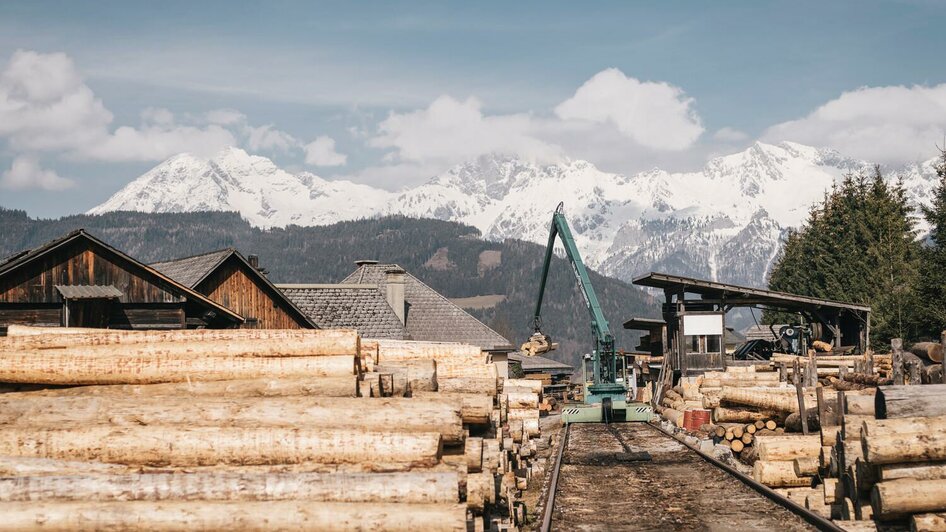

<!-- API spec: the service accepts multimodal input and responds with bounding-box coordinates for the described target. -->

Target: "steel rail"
[538,422,569,532]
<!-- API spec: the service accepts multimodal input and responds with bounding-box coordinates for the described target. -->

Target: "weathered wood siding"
[0,240,186,329]
[197,258,304,329]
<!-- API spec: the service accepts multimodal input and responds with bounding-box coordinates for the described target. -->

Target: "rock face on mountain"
[89,142,941,288]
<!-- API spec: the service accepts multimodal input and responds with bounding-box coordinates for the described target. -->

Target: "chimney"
[385,267,407,325]
[355,259,379,266]
[247,255,260,269]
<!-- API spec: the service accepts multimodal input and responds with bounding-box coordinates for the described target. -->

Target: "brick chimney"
[385,267,407,325]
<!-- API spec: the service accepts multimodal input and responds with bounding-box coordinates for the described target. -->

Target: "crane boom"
[531,203,625,402]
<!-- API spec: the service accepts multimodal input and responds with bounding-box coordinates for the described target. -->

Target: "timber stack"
[0,326,541,531]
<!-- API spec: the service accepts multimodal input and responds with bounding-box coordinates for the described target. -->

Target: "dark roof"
[623,317,666,332]
[152,249,315,329]
[55,285,123,299]
[342,263,513,351]
[508,352,575,374]
[151,249,233,289]
[278,284,409,339]
[633,272,871,313]
[0,230,243,323]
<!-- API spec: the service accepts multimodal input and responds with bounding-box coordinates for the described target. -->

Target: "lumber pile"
[0,327,539,530]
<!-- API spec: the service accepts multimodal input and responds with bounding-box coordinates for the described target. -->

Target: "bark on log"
[872,479,946,520]
[656,405,684,427]
[756,435,821,461]
[0,395,464,444]
[753,460,813,488]
[0,426,442,468]
[720,386,812,413]
[712,407,780,423]
[785,411,821,433]
[0,471,460,504]
[912,513,946,532]
[0,501,468,532]
[876,385,946,419]
[0,353,358,385]
[911,342,944,363]
[411,391,493,426]
[863,430,946,465]
[437,377,497,396]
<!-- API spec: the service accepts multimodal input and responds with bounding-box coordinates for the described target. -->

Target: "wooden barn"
[152,249,314,329]
[0,230,243,330]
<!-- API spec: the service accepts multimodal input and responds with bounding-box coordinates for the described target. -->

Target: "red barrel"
[683,409,711,432]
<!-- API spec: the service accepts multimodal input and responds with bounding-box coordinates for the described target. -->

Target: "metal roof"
[632,272,871,313]
[55,285,123,300]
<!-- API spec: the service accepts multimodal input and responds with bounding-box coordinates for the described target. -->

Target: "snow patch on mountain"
[90,142,941,288]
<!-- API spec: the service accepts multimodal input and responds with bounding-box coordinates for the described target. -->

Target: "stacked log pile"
[0,327,535,531]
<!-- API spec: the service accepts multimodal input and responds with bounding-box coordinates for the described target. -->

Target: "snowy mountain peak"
[90,142,942,288]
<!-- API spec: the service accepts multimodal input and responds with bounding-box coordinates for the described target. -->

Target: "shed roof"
[622,317,666,332]
[278,284,409,340]
[342,263,513,351]
[152,249,315,329]
[0,230,243,324]
[55,285,123,299]
[633,272,871,313]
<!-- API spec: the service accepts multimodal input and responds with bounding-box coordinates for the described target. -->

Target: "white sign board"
[682,314,723,336]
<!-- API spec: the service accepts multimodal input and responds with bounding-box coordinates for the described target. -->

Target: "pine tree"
[916,148,946,337]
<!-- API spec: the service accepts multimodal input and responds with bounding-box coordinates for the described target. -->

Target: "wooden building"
[152,249,314,329]
[0,230,243,330]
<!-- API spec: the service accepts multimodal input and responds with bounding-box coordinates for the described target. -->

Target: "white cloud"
[246,124,299,153]
[763,84,946,165]
[554,68,704,151]
[305,136,348,166]
[713,127,749,143]
[205,108,246,126]
[83,124,237,161]
[0,156,74,191]
[371,95,561,164]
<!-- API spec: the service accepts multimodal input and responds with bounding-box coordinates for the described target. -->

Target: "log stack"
[0,327,535,531]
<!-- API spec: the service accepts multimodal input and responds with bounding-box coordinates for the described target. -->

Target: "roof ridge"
[150,247,235,266]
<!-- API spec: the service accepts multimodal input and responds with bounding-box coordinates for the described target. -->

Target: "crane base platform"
[561,401,653,424]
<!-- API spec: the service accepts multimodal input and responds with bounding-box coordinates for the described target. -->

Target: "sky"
[1,1,946,217]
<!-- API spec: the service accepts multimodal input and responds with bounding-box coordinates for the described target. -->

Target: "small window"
[684,334,722,354]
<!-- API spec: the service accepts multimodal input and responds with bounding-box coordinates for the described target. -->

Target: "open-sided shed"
[632,272,871,376]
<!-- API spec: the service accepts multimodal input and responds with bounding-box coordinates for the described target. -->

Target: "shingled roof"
[278,284,409,340]
[151,249,235,289]
[342,263,513,351]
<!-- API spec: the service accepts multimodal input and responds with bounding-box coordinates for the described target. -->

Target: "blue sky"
[1,1,945,217]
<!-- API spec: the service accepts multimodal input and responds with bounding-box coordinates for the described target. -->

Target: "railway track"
[540,422,840,531]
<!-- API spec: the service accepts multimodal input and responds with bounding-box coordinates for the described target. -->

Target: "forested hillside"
[0,208,660,367]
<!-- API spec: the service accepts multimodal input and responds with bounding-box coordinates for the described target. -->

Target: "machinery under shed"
[631,272,871,377]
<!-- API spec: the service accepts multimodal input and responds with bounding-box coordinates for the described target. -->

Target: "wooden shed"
[0,230,243,329]
[152,249,314,329]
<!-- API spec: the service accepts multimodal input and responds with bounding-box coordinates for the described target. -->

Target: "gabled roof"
[152,249,316,329]
[151,249,234,289]
[0,230,243,324]
[278,284,409,340]
[342,263,513,351]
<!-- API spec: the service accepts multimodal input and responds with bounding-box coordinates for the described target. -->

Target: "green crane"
[530,203,627,409]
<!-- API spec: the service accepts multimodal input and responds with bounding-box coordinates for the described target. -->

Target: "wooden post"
[808,350,818,387]
[941,332,946,385]
[839,364,847,380]
[779,362,787,383]
[793,359,809,435]
[836,391,845,426]
[892,338,904,386]
[866,352,874,375]
[816,387,827,426]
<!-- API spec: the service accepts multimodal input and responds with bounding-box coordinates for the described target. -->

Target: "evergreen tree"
[916,148,946,337]
[767,167,920,346]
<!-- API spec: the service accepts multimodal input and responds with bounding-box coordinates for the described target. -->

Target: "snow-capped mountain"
[89,143,942,288]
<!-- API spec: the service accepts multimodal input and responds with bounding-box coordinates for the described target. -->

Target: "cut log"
[437,377,497,396]
[15,377,361,399]
[913,513,946,532]
[753,460,813,488]
[0,353,358,385]
[504,391,539,410]
[503,379,542,394]
[0,501,468,531]
[872,479,946,520]
[910,342,944,363]
[822,425,842,447]
[846,395,876,416]
[0,471,460,504]
[879,462,946,482]
[374,360,437,393]
[862,415,946,438]
[0,457,131,477]
[785,411,821,433]
[373,340,481,361]
[756,435,821,461]
[656,406,684,427]
[720,386,811,413]
[0,426,442,468]
[0,395,464,444]
[731,439,745,453]
[824,477,838,504]
[794,457,819,476]
[862,430,946,465]
[412,392,493,426]
[875,384,946,419]
[712,407,779,423]
[843,414,873,441]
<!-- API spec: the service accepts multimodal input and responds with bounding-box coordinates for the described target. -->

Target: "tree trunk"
[373,340,481,361]
[0,501,468,532]
[0,471,460,504]
[655,406,683,427]
[753,460,813,488]
[0,353,358,385]
[374,360,437,393]
[0,426,442,468]
[712,407,779,423]
[875,384,946,419]
[879,462,946,482]
[412,392,493,426]
[756,435,821,461]
[720,387,812,413]
[910,342,944,363]
[872,479,946,520]
[863,430,946,465]
[862,415,946,438]
[0,395,464,444]
[12,377,361,400]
